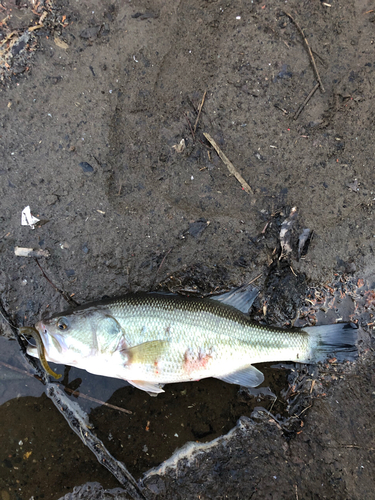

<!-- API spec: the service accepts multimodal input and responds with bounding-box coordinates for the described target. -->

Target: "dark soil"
[0,0,374,499]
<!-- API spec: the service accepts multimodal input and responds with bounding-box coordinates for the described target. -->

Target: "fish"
[26,286,357,395]
[19,326,62,379]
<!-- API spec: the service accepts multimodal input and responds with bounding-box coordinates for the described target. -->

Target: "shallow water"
[0,332,291,500]
[0,337,43,406]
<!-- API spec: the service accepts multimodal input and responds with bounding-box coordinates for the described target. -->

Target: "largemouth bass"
[26,287,357,395]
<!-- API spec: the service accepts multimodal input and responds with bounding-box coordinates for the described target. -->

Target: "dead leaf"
[54,35,69,50]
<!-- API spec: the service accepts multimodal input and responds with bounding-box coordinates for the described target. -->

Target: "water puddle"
[0,337,43,405]
[0,337,287,499]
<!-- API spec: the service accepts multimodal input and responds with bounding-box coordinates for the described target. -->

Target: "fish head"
[34,308,122,365]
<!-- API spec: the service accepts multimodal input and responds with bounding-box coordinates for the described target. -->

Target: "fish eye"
[57,317,69,331]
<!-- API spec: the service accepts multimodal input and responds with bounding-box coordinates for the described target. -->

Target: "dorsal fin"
[209,284,258,313]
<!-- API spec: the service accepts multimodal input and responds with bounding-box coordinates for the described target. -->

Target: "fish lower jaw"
[26,345,38,358]
[26,345,64,365]
[78,353,132,380]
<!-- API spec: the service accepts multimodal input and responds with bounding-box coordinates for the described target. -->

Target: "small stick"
[0,360,33,377]
[193,90,207,133]
[294,82,320,119]
[274,103,288,114]
[203,132,253,194]
[338,444,374,450]
[35,259,79,307]
[310,379,315,393]
[284,11,325,93]
[151,247,174,290]
[312,50,326,67]
[295,484,299,500]
[157,247,173,275]
[0,30,18,47]
[185,113,195,139]
[248,273,262,285]
[63,386,132,414]
[297,404,312,417]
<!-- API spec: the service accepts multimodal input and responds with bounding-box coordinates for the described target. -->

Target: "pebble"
[79,162,94,173]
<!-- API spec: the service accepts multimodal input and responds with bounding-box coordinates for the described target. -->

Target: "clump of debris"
[0,0,65,81]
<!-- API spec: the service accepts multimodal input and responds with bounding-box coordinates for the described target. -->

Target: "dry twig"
[193,90,207,133]
[203,132,253,194]
[0,360,33,376]
[35,259,79,307]
[294,82,320,119]
[185,113,195,139]
[284,11,325,93]
[63,386,132,414]
[248,273,262,285]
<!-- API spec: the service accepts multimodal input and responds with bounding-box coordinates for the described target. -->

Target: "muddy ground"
[0,0,375,498]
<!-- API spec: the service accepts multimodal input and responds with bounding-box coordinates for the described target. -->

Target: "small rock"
[189,218,210,238]
[79,162,94,173]
[45,194,58,205]
[80,26,101,40]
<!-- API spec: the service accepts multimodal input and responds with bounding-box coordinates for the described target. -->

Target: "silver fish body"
[28,290,357,395]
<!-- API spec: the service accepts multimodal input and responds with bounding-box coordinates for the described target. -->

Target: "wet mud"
[0,0,375,499]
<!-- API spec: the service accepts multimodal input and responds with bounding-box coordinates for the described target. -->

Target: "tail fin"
[304,323,358,363]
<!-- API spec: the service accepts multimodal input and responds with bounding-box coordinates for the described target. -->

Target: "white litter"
[14,247,50,258]
[172,139,186,153]
[21,206,40,229]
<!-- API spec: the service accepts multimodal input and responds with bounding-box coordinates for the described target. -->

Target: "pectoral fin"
[97,315,122,336]
[126,340,170,364]
[97,316,125,352]
[128,380,165,396]
[215,365,264,388]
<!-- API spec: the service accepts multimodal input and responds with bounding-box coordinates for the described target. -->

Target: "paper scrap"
[172,139,186,153]
[14,247,50,258]
[21,206,40,229]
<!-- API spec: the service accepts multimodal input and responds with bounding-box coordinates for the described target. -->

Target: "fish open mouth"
[35,321,65,354]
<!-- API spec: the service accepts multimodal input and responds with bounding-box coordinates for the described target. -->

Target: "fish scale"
[106,294,309,360]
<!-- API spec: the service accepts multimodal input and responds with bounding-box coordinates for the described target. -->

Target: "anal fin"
[128,379,165,396]
[215,365,264,388]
